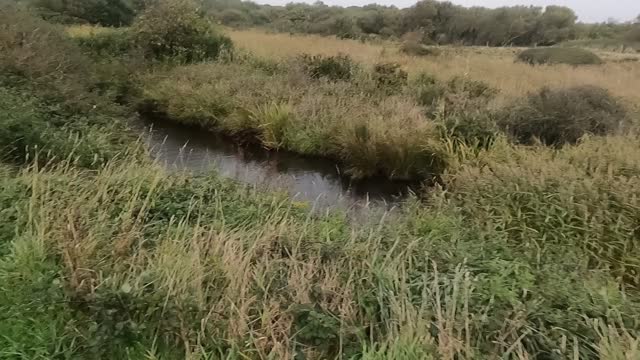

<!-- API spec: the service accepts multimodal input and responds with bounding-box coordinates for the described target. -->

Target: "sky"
[256,0,640,23]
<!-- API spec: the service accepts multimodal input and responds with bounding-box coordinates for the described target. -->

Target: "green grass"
[1,135,639,358]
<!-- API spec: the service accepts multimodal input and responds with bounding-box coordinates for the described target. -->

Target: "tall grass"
[2,138,640,358]
[227,29,640,105]
[139,61,449,179]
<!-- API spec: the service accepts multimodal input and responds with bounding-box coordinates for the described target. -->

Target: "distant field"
[228,29,640,105]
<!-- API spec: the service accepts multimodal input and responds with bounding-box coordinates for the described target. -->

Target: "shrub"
[298,54,357,81]
[34,0,137,26]
[0,87,130,167]
[400,41,441,56]
[131,0,233,63]
[73,28,133,57]
[516,47,603,66]
[0,5,122,113]
[439,111,499,149]
[411,73,443,108]
[501,85,628,146]
[372,62,407,93]
[411,74,497,117]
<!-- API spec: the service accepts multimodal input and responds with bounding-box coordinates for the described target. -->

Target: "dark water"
[138,118,419,211]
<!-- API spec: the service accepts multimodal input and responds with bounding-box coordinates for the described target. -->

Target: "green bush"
[411,73,443,109]
[0,5,92,105]
[34,0,137,26]
[74,29,133,57]
[298,54,357,81]
[372,62,407,93]
[516,47,603,65]
[501,85,628,146]
[131,0,233,63]
[0,86,133,167]
[439,111,499,149]
[411,74,497,117]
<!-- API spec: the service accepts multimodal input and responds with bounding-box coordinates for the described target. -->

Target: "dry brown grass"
[228,29,640,105]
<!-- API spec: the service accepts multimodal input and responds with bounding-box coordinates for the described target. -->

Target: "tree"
[33,0,136,26]
[536,6,577,44]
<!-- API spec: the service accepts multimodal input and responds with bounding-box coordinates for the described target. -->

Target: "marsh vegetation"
[1,0,640,359]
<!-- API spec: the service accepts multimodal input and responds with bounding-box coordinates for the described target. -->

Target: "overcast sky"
[256,0,640,23]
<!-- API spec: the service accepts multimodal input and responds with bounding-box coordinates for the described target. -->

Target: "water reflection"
[138,118,418,211]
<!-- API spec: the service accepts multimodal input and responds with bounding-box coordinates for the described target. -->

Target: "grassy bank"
[138,60,450,180]
[2,135,640,359]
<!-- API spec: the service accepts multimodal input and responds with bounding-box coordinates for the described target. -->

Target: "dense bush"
[73,28,133,57]
[131,0,232,63]
[0,87,130,167]
[501,85,628,146]
[197,0,588,47]
[298,54,357,81]
[0,5,128,115]
[33,0,137,26]
[439,111,499,149]
[517,47,602,65]
[0,5,135,167]
[412,74,497,117]
[371,62,407,93]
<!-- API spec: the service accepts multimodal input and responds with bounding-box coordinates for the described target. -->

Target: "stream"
[138,118,419,212]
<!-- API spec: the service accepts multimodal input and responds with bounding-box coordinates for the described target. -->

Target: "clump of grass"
[254,102,294,149]
[411,73,498,118]
[500,85,628,146]
[517,47,603,66]
[297,53,358,81]
[400,41,441,57]
[372,62,408,93]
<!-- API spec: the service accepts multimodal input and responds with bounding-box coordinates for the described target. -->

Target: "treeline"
[24,0,640,46]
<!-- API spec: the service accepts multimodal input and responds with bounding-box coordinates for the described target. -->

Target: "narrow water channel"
[138,118,419,211]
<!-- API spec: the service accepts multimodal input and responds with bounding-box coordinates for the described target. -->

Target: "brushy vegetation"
[517,47,603,66]
[3,1,640,359]
[500,85,629,146]
[139,60,450,179]
[131,0,233,63]
[19,0,640,50]
[33,0,139,26]
[0,4,135,166]
[298,54,358,82]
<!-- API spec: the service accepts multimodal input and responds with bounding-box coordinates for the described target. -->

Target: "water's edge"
[136,116,421,211]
